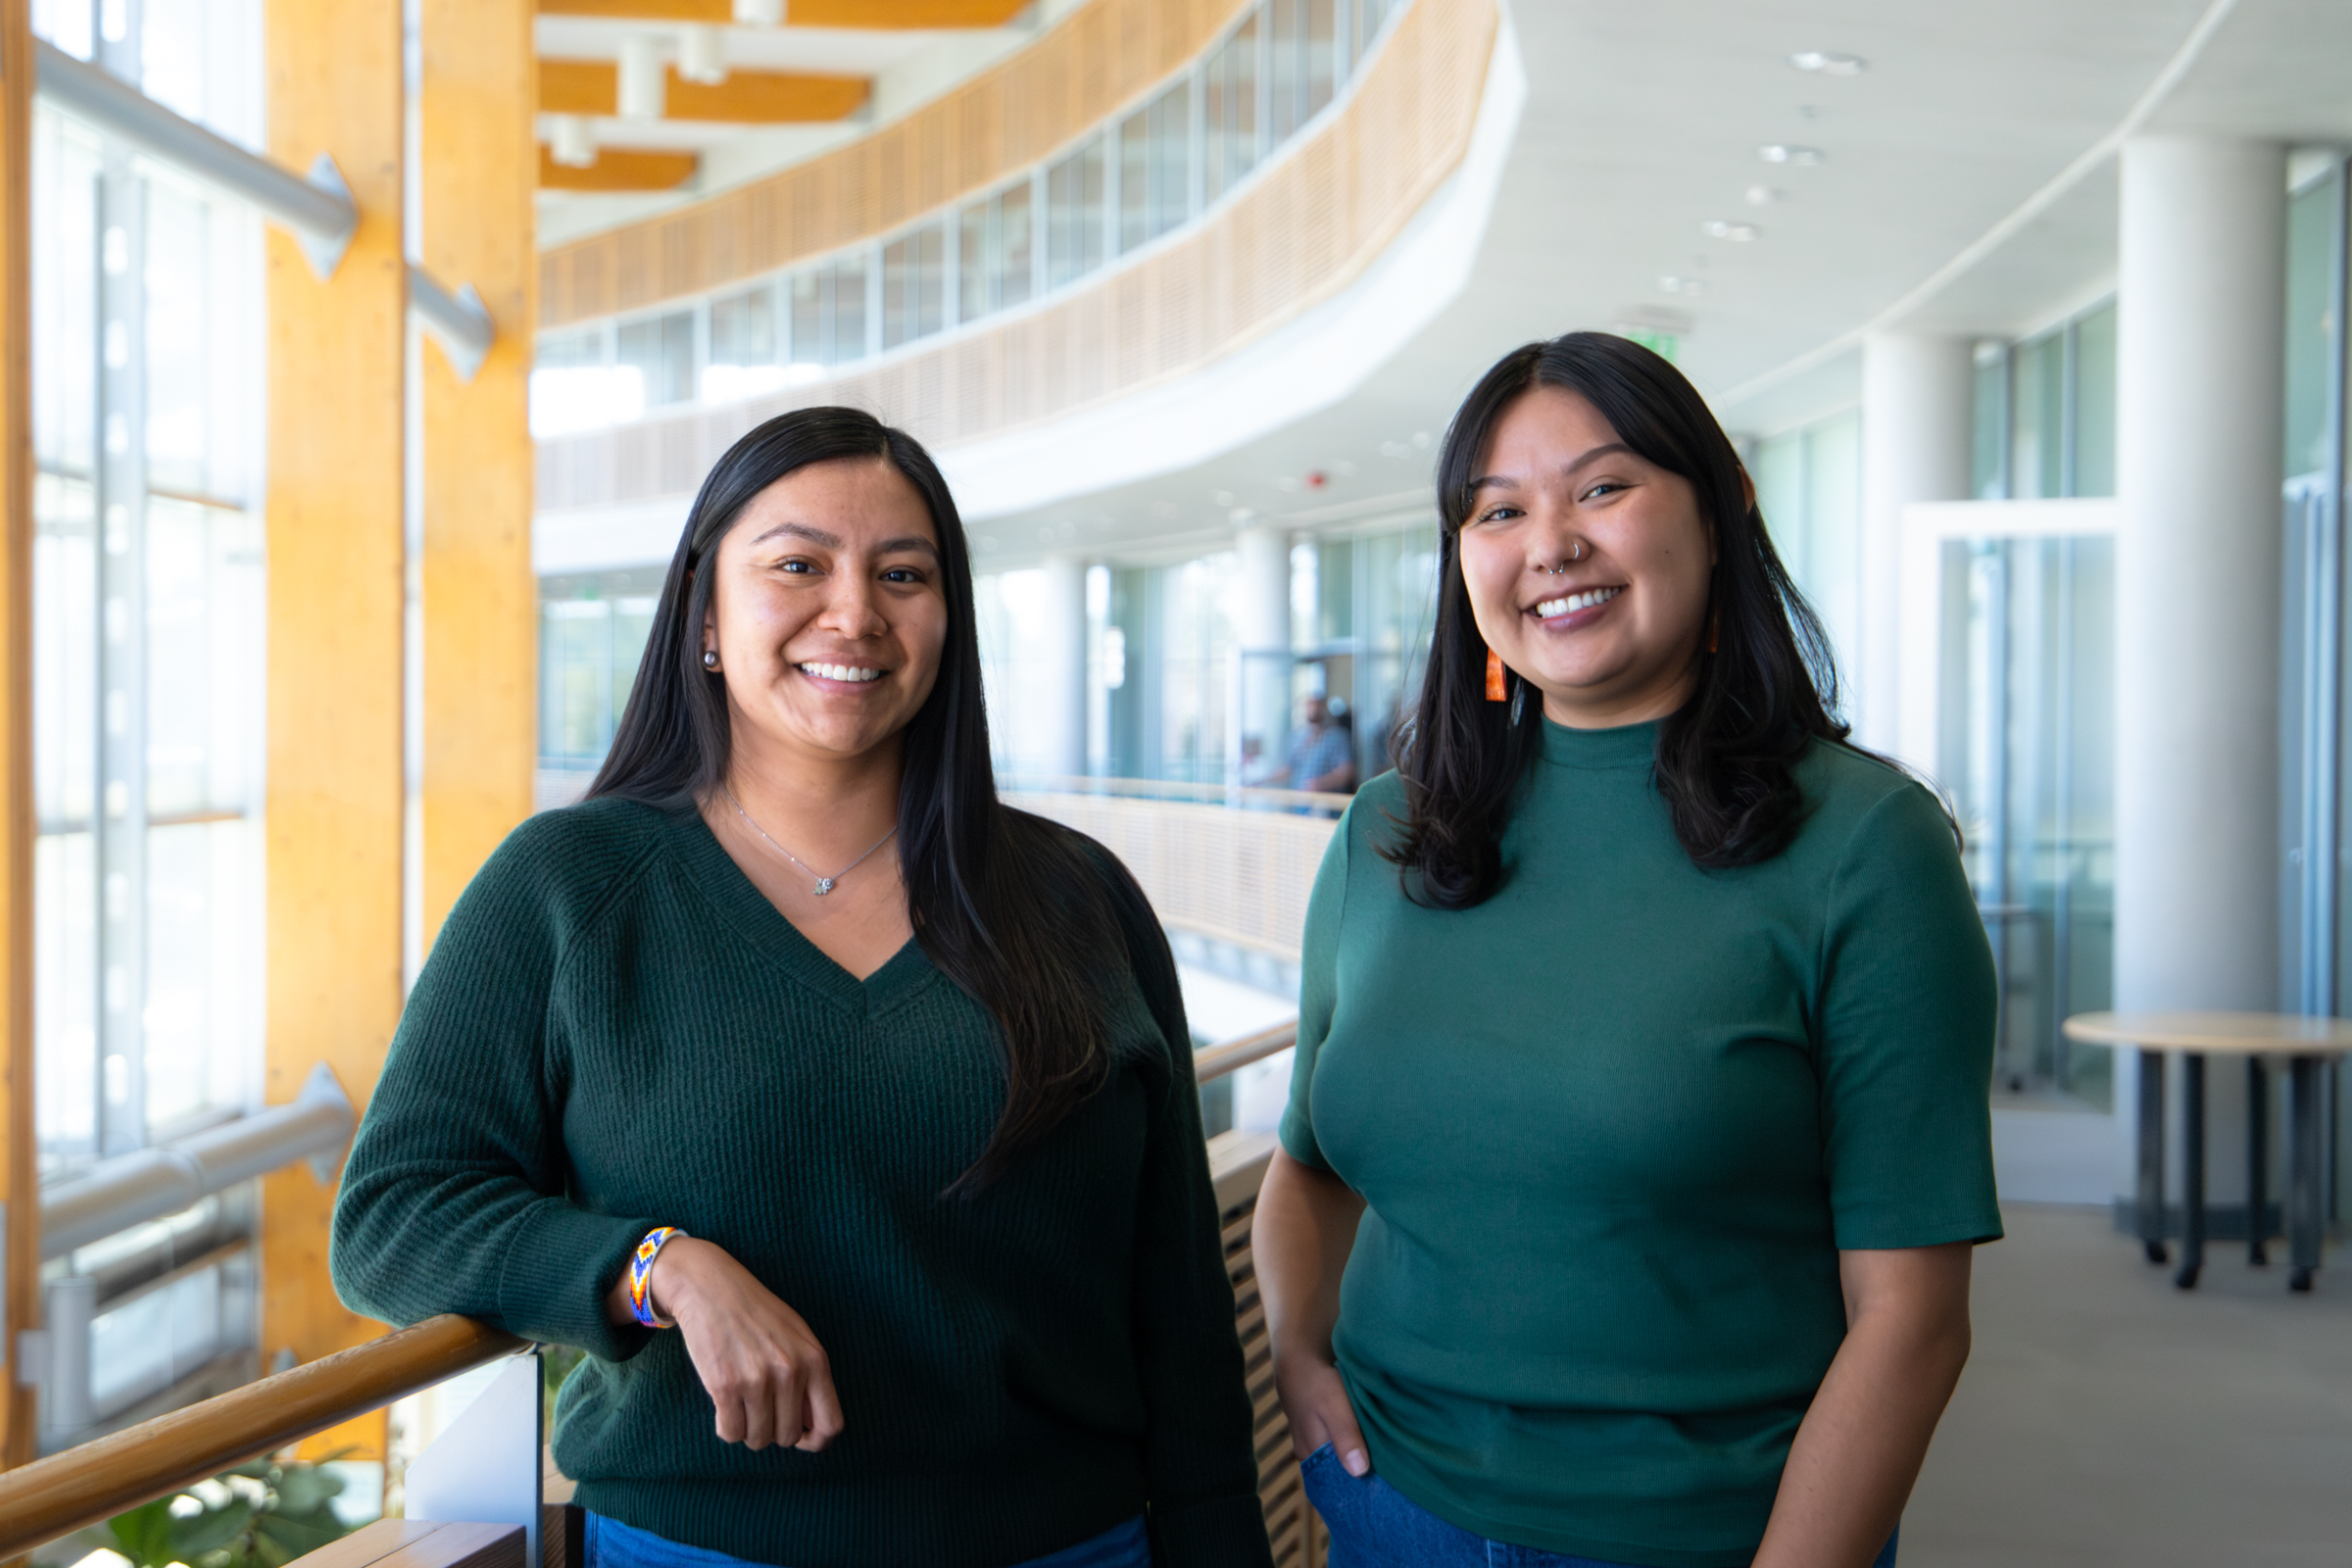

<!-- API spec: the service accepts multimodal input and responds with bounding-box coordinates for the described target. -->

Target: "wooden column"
[419,0,537,945]
[0,0,40,1472]
[263,0,405,1464]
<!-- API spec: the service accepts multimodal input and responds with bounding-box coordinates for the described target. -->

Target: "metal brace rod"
[33,35,500,378]
[33,38,356,277]
[410,264,496,383]
[38,1062,356,1260]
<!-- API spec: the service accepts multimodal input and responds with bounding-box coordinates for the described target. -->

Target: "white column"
[1235,521,1292,783]
[1235,521,1291,654]
[1038,554,1090,780]
[2114,136,2286,1203]
[1857,331,1973,759]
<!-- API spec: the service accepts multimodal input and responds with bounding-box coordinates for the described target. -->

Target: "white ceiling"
[962,0,2352,570]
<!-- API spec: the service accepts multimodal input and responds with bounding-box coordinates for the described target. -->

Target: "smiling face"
[701,455,950,771]
[1456,385,1716,729]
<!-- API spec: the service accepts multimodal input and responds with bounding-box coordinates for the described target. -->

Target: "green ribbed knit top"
[1281,721,2001,1568]
[330,798,1273,1568]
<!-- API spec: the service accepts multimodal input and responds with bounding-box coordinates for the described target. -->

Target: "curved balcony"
[540,0,1262,324]
[533,0,1504,543]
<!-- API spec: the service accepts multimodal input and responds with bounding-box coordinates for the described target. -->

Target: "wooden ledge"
[300,1520,525,1568]
[0,1315,526,1558]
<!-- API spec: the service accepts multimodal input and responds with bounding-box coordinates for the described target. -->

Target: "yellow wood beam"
[541,0,729,19]
[421,0,536,947]
[263,0,405,1465]
[0,0,38,1474]
[790,0,1030,24]
[536,0,1030,27]
[540,145,699,190]
[540,59,867,122]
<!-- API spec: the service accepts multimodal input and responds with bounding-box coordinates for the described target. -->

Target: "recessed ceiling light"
[1702,220,1759,242]
[1745,184,1783,207]
[1788,50,1865,75]
[1658,275,1708,297]
[1758,144,1825,166]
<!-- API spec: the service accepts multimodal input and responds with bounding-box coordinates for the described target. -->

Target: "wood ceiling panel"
[539,146,701,189]
[538,0,730,20]
[535,0,1028,24]
[540,59,868,120]
[789,0,1029,24]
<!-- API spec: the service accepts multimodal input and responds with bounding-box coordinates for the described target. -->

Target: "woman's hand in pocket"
[635,1237,845,1451]
[1273,1339,1370,1477]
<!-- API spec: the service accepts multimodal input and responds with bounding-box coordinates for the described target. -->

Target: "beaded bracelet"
[628,1226,688,1329]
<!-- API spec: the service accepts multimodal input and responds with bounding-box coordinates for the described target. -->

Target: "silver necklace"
[720,786,897,898]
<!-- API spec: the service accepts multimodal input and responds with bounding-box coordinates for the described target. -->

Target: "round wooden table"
[2063,1011,2352,1292]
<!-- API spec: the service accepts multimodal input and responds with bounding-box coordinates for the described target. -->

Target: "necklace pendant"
[812,877,835,897]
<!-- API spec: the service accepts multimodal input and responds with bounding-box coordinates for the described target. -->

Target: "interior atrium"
[0,0,2345,1564]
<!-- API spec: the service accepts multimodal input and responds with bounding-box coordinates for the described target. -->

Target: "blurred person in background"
[331,408,1274,1568]
[1272,693,1358,794]
[1254,334,1998,1568]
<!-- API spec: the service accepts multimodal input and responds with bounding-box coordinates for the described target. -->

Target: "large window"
[539,572,664,776]
[1046,136,1107,290]
[28,0,272,1441]
[1750,409,1863,691]
[1118,81,1192,253]
[881,224,947,350]
[706,282,783,401]
[958,180,1035,323]
[1984,303,2119,502]
[616,309,696,409]
[1201,14,1261,206]
[1942,300,2124,1108]
[986,518,1436,788]
[790,254,869,368]
[31,0,267,1177]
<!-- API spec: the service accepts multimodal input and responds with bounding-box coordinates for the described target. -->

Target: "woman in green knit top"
[330,409,1274,1568]
[1255,335,2000,1568]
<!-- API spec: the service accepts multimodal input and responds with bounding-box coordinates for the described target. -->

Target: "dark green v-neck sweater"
[330,798,1273,1568]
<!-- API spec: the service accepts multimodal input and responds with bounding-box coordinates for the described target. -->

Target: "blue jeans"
[1301,1446,1898,1568]
[583,1510,1151,1568]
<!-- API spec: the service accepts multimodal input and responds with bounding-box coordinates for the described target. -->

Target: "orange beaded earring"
[1486,647,1507,701]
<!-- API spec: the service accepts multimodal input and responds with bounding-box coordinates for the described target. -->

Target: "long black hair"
[1388,332,1857,906]
[588,406,1135,1191]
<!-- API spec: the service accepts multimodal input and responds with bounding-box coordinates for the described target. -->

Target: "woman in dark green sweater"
[1255,336,2000,1568]
[330,408,1273,1568]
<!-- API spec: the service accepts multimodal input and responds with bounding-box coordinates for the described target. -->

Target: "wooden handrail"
[0,1027,1299,1553]
[1004,776,1355,813]
[0,1314,525,1558]
[1196,1019,1299,1086]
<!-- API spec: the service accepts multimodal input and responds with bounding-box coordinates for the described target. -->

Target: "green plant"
[543,1343,586,1433]
[107,1454,357,1568]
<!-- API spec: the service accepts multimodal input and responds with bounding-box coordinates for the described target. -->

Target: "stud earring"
[1486,647,1507,701]
[703,649,720,670]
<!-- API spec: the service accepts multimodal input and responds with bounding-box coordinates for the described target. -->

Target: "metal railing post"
[41,1275,96,1446]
